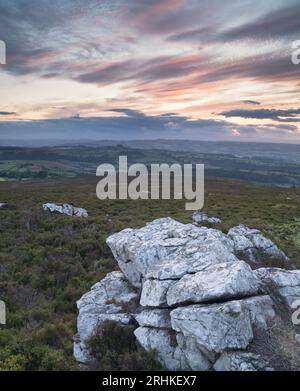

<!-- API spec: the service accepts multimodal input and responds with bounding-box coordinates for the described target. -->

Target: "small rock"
[214,352,274,371]
[228,224,288,263]
[242,295,275,329]
[134,327,211,371]
[255,268,300,309]
[134,327,181,370]
[140,279,174,307]
[192,211,221,225]
[134,309,172,329]
[73,207,89,218]
[43,203,88,217]
[175,334,212,371]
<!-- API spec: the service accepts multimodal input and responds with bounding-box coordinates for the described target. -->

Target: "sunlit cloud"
[0,0,300,142]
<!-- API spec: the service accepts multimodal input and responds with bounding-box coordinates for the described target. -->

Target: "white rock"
[43,202,88,217]
[255,268,300,309]
[74,271,138,364]
[74,218,289,370]
[134,309,172,329]
[134,327,211,371]
[106,218,234,287]
[214,352,273,371]
[242,295,275,329]
[73,207,89,218]
[146,242,238,280]
[171,299,254,353]
[228,225,288,262]
[134,327,182,370]
[140,279,174,307]
[192,211,221,224]
[167,261,260,306]
[175,334,212,371]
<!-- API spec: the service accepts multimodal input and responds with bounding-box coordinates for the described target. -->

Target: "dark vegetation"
[87,320,162,371]
[0,175,300,370]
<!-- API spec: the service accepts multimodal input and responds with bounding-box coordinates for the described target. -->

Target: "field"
[0,175,300,370]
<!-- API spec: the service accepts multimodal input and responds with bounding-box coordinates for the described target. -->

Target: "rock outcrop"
[43,203,88,217]
[74,217,298,371]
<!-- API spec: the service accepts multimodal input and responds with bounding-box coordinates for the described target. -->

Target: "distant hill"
[0,143,300,187]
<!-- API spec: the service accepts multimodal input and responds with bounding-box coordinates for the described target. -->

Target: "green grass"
[0,175,299,370]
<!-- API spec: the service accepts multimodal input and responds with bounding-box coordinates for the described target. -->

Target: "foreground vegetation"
[0,176,299,370]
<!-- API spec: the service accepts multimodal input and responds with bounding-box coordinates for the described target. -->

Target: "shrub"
[87,320,162,371]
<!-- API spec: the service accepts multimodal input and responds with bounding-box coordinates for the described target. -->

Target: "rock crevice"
[74,217,298,371]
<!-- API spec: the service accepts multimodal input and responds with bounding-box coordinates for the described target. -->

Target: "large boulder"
[106,218,235,288]
[75,218,294,371]
[43,203,88,217]
[167,261,260,306]
[170,300,254,353]
[170,296,275,355]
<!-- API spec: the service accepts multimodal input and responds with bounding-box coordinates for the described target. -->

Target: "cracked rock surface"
[74,217,298,371]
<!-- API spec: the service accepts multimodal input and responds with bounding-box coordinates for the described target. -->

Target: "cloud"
[123,0,195,35]
[75,54,208,86]
[0,111,16,115]
[222,3,300,41]
[242,100,260,105]
[166,26,218,43]
[1,0,299,92]
[109,108,146,117]
[198,55,300,84]
[220,108,300,122]
[0,109,298,143]
[165,2,300,45]
[0,110,241,141]
[0,0,299,146]
[0,0,133,77]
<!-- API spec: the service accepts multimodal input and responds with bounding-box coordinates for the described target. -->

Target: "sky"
[0,0,300,143]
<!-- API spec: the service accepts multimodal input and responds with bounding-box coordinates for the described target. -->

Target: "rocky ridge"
[74,217,300,371]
